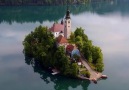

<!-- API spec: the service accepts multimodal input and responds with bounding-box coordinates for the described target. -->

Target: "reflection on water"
[72,12,129,54]
[0,1,129,90]
[24,56,90,90]
[0,1,129,24]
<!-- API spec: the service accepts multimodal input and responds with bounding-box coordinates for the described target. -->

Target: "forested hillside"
[0,0,118,5]
[0,0,89,5]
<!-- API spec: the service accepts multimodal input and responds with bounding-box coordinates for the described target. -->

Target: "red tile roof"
[57,35,68,44]
[50,23,64,32]
[66,45,74,52]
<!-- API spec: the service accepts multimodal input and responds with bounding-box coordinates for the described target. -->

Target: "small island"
[23,8,106,83]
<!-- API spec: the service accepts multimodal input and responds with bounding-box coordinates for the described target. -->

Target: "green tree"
[73,54,80,62]
[75,36,83,50]
[82,40,93,62]
[92,46,103,64]
[23,25,55,68]
[80,70,90,78]
[69,32,75,43]
[69,27,104,72]
[54,46,70,71]
[74,27,84,37]
[70,63,79,77]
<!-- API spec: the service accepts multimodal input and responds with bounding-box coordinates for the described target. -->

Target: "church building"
[49,8,80,62]
[49,8,71,39]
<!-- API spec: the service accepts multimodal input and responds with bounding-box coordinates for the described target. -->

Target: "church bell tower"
[64,8,71,39]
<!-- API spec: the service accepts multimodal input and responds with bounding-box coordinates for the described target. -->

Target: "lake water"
[0,1,129,90]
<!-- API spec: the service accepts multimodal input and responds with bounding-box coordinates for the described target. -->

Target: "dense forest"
[0,0,89,5]
[0,0,120,5]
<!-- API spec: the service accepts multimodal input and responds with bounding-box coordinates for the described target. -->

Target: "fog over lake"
[0,2,129,90]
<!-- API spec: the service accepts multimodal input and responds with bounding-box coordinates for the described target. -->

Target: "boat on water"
[51,68,60,75]
[101,75,108,79]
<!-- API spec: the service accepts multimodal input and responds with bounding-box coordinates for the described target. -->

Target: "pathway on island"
[80,56,102,80]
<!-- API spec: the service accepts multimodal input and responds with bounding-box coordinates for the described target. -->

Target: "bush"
[70,27,104,72]
[80,70,90,78]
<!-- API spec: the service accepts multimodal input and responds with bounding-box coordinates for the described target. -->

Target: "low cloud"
[72,12,129,54]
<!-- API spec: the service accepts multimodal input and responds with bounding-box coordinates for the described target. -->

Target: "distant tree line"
[0,0,90,5]
[0,0,118,5]
[1,0,128,23]
[0,5,89,24]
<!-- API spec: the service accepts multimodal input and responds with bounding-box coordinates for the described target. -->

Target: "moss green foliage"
[80,70,90,78]
[23,25,79,77]
[23,25,55,67]
[53,46,79,77]
[73,54,80,62]
[69,27,104,72]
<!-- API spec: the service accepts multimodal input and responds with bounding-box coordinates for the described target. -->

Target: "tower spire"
[64,1,71,39]
[65,0,70,19]
[65,9,70,19]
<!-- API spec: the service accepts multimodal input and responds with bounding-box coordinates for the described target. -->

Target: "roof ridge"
[57,35,68,44]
